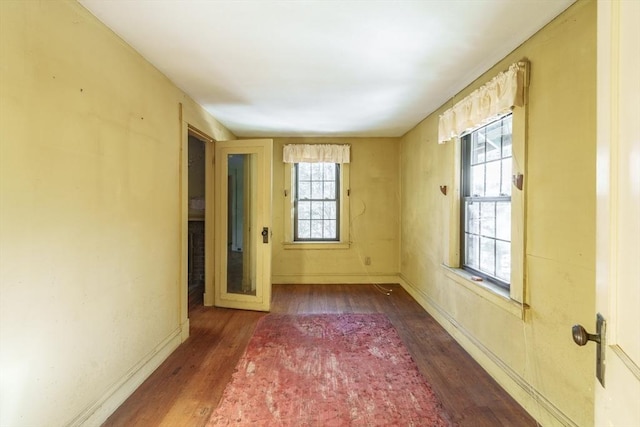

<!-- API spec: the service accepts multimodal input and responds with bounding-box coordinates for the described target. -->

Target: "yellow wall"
[0,0,597,426]
[271,137,400,284]
[0,1,233,426]
[399,1,596,426]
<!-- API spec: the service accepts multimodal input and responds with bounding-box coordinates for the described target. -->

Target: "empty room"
[1,0,638,426]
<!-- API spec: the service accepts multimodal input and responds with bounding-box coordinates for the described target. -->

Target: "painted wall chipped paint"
[271,137,400,284]
[399,1,596,426]
[0,1,233,426]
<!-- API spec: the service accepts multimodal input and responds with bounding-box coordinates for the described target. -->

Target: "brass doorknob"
[571,314,606,387]
[572,324,601,346]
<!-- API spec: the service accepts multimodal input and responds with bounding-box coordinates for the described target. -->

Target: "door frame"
[179,119,216,344]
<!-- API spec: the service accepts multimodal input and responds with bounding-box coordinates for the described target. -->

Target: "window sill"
[441,265,526,320]
[283,241,350,250]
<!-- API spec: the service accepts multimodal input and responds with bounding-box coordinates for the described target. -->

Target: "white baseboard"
[397,274,577,427]
[68,326,184,427]
[272,273,400,285]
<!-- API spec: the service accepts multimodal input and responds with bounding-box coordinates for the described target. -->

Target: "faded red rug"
[207,313,453,426]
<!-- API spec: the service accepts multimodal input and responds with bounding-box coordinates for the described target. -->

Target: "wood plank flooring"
[103,284,537,426]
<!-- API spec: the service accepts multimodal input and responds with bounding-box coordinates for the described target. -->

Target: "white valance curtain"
[283,144,351,163]
[438,61,528,144]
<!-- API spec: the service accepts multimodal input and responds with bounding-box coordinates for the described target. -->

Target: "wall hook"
[512,174,524,191]
[439,185,447,195]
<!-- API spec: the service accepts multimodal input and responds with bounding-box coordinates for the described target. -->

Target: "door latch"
[261,227,269,244]
[572,313,606,386]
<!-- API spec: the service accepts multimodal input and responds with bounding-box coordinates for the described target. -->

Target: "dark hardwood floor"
[103,284,537,426]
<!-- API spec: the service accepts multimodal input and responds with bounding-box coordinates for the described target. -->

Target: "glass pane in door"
[226,153,257,296]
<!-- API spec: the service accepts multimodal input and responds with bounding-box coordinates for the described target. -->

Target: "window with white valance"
[282,144,351,247]
[441,60,529,312]
[438,61,528,144]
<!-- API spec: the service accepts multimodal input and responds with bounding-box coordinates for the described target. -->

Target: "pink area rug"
[207,313,453,426]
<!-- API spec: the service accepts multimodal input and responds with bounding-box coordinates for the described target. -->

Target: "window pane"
[298,220,310,238]
[485,121,502,162]
[501,158,512,196]
[496,202,511,241]
[298,163,311,180]
[324,181,336,199]
[480,237,496,275]
[471,132,485,164]
[298,201,311,219]
[496,240,510,282]
[466,201,480,234]
[311,163,323,180]
[311,220,323,239]
[471,164,485,196]
[311,181,323,199]
[485,161,501,196]
[324,220,336,239]
[298,181,311,200]
[323,163,336,180]
[324,202,336,219]
[502,116,513,153]
[480,202,496,238]
[466,234,479,269]
[311,201,324,219]
[502,132,512,158]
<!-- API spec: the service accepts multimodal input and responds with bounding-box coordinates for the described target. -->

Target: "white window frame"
[283,162,350,249]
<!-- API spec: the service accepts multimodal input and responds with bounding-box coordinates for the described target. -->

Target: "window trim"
[283,162,350,249]
[442,104,527,310]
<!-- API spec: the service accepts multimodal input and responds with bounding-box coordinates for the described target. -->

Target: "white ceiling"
[79,0,574,138]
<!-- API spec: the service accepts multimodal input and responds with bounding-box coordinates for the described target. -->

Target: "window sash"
[461,115,512,289]
[462,197,511,288]
[294,163,340,241]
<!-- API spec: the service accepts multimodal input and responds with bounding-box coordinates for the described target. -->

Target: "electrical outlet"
[365,256,371,265]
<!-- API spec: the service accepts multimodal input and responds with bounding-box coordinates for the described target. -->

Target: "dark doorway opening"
[188,134,206,309]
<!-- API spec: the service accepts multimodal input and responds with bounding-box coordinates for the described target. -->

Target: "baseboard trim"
[272,273,400,285]
[397,274,578,427]
[68,326,183,427]
[180,318,190,342]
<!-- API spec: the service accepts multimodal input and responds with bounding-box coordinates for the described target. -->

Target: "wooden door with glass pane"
[214,139,272,311]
